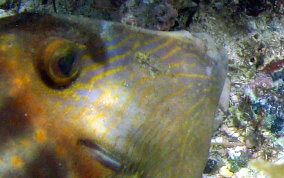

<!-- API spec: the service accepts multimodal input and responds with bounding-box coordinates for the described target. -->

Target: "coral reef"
[190,2,284,177]
[120,0,199,30]
[119,0,178,30]
[0,0,198,30]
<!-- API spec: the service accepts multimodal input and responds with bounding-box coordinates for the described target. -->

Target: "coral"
[120,0,178,30]
[0,0,121,20]
[237,0,267,16]
[203,158,218,174]
[118,0,199,30]
[0,0,21,11]
[245,64,284,137]
[190,2,284,177]
[167,0,199,29]
[109,0,127,8]
[0,0,199,30]
[247,73,274,95]
[228,152,249,172]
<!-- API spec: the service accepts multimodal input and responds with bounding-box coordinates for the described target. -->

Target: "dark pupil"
[58,52,76,76]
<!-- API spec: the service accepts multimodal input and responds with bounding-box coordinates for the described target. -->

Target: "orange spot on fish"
[35,129,47,143]
[11,155,24,168]
[9,73,30,96]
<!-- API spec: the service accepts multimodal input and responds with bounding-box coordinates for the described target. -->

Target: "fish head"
[0,13,227,177]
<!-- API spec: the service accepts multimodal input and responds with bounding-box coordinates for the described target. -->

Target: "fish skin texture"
[0,13,227,178]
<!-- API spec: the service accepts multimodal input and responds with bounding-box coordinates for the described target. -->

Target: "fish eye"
[58,52,76,77]
[39,38,83,88]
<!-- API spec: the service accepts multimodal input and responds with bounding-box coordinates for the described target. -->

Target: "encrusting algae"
[0,13,227,177]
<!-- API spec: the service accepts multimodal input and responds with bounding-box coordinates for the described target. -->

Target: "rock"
[219,166,234,177]
[203,158,218,174]
[0,0,6,6]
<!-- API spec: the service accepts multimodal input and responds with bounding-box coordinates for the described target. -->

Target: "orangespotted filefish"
[0,13,227,177]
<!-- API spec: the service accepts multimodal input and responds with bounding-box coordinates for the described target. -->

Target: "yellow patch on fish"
[11,155,24,169]
[34,129,47,143]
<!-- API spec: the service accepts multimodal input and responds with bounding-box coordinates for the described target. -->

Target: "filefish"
[0,13,227,177]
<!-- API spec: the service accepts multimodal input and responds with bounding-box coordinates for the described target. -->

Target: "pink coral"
[247,73,274,96]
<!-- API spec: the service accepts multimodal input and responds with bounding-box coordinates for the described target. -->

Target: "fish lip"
[77,138,125,172]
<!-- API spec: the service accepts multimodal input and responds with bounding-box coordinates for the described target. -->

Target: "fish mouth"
[78,138,138,176]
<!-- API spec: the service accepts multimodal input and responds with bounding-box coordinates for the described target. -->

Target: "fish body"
[0,13,227,177]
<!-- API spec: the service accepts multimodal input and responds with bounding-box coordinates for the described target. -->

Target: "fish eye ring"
[40,38,83,87]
